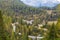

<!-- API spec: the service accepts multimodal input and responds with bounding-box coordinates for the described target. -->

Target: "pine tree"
[0,10,7,40]
[56,18,60,37]
[47,23,57,40]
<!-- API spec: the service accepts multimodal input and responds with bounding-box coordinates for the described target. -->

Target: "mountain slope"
[0,0,47,15]
[0,0,59,16]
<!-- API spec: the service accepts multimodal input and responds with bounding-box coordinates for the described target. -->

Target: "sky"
[20,0,60,7]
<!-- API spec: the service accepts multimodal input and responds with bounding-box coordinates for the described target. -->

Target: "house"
[23,19,34,24]
[47,21,57,25]
[38,24,43,29]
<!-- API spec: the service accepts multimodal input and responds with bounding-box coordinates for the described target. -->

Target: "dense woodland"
[0,0,60,40]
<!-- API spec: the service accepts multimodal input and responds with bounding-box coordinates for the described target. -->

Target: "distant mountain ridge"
[20,0,60,7]
[0,0,59,15]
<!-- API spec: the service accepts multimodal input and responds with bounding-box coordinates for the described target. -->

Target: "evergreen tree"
[56,18,60,37]
[47,23,57,40]
[0,10,7,40]
[56,18,60,30]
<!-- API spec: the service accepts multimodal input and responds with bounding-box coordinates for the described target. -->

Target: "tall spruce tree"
[0,10,7,40]
[56,18,60,37]
[47,23,57,40]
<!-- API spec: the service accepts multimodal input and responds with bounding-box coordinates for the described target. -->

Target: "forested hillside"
[0,0,53,15]
[0,0,60,40]
[0,0,60,21]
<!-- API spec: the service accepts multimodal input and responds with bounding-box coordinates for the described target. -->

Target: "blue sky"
[20,0,60,7]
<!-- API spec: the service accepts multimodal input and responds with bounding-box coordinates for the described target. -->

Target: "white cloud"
[57,0,60,2]
[20,0,60,7]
